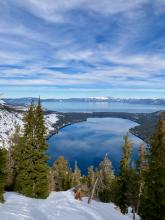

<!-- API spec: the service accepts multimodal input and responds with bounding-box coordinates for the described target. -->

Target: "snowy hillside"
[0,190,138,220]
[0,106,59,148]
[0,99,5,105]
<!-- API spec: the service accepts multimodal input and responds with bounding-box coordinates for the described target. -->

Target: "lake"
[47,117,144,174]
[42,101,165,113]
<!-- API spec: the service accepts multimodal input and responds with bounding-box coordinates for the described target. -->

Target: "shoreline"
[46,111,156,144]
[47,117,147,144]
[0,103,160,145]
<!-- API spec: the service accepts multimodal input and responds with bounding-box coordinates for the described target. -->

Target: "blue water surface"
[47,118,144,174]
[42,101,165,113]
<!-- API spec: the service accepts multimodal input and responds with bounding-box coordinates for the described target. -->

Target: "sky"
[0,0,165,98]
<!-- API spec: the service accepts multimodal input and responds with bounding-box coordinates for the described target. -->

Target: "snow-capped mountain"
[0,104,59,148]
[4,97,165,105]
[0,190,139,220]
[85,96,109,100]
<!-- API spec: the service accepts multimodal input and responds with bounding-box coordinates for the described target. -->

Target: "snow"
[0,110,24,148]
[0,109,59,148]
[0,99,5,105]
[44,114,59,131]
[127,208,140,220]
[0,190,135,220]
[88,97,109,100]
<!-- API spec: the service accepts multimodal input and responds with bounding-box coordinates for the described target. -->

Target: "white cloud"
[14,0,157,23]
[0,0,164,95]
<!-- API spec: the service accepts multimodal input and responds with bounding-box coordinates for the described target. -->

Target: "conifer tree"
[109,176,120,205]
[0,148,7,202]
[116,133,132,214]
[11,133,25,192]
[140,114,165,220]
[52,156,72,191]
[35,98,47,151]
[8,125,21,190]
[127,163,139,220]
[71,161,81,187]
[97,154,114,202]
[136,143,147,214]
[33,98,50,198]
[13,100,49,198]
[87,165,96,191]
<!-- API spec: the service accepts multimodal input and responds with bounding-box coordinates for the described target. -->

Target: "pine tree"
[33,98,50,198]
[0,148,7,202]
[13,101,35,196]
[35,98,47,151]
[71,161,81,187]
[52,156,72,191]
[87,165,96,191]
[127,163,140,220]
[97,154,114,202]
[8,125,21,190]
[12,134,25,192]
[109,176,120,205]
[116,133,132,214]
[13,100,50,198]
[140,113,165,220]
[136,143,148,214]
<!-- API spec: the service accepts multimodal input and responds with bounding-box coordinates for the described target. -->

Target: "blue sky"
[0,0,165,98]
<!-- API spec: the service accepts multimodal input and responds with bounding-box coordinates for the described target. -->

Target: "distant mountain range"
[3,97,165,106]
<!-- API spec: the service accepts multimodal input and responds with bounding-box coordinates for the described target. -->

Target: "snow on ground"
[0,99,5,105]
[44,114,59,132]
[0,108,59,148]
[0,190,135,220]
[0,110,24,148]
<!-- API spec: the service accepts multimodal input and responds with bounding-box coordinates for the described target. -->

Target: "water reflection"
[47,118,144,174]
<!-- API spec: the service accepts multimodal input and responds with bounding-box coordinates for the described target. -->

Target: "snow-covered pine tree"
[0,148,7,202]
[71,161,81,187]
[52,156,72,191]
[140,113,165,220]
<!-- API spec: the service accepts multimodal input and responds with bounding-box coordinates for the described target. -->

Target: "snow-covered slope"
[0,190,137,220]
[44,114,59,132]
[0,107,59,148]
[0,110,24,148]
[0,99,5,105]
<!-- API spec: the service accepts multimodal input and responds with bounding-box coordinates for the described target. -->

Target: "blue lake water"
[47,117,144,174]
[42,101,165,113]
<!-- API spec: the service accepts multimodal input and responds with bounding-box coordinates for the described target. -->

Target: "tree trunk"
[49,170,55,192]
[136,182,143,214]
[88,177,98,204]
[132,206,136,220]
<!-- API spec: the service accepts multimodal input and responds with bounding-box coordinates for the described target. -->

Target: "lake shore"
[48,110,161,143]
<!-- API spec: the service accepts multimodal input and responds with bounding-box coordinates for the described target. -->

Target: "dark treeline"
[0,100,164,220]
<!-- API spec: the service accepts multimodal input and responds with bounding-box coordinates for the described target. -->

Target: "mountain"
[0,99,5,105]
[3,97,165,106]
[0,190,139,220]
[0,103,59,148]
